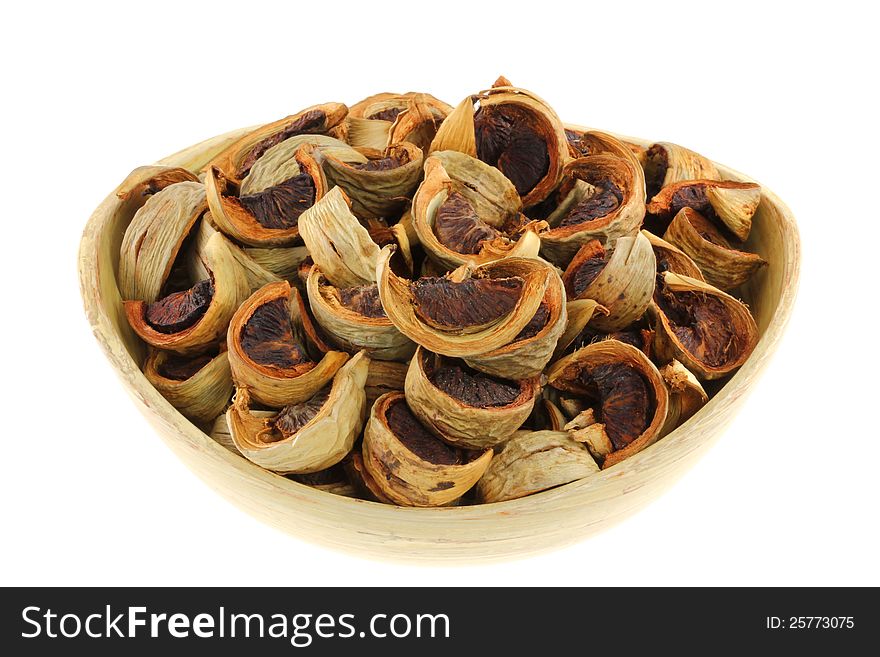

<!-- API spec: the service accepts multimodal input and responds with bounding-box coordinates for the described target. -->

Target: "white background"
[2,0,877,586]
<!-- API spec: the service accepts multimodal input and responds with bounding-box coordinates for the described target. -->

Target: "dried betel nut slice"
[361,392,493,507]
[404,347,539,450]
[546,340,669,469]
[226,280,349,407]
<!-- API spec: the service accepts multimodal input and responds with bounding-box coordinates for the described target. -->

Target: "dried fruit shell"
[411,151,546,269]
[561,233,656,331]
[462,258,567,379]
[207,103,349,180]
[119,181,207,302]
[227,351,369,474]
[347,92,452,152]
[226,280,349,407]
[115,165,199,203]
[205,145,328,247]
[664,207,766,290]
[553,299,610,359]
[540,152,647,265]
[298,186,382,288]
[659,359,708,437]
[546,340,669,469]
[405,347,539,450]
[306,265,415,361]
[430,84,569,207]
[650,272,759,380]
[647,179,761,241]
[361,392,493,507]
[143,349,233,425]
[376,247,551,357]
[315,141,424,219]
[476,430,599,503]
[364,359,409,407]
[124,231,250,355]
[644,141,721,200]
[641,229,705,280]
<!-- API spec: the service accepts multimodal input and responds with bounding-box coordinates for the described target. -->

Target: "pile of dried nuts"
[118,77,764,506]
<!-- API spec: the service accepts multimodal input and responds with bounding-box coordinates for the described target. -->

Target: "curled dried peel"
[240,135,366,196]
[405,347,539,450]
[376,247,551,357]
[298,186,381,288]
[306,265,415,361]
[463,258,567,379]
[205,145,327,247]
[430,83,569,207]
[649,272,758,380]
[664,207,766,290]
[347,92,452,151]
[226,280,349,407]
[547,340,669,469]
[315,141,424,219]
[647,179,761,241]
[641,229,705,280]
[207,103,349,181]
[144,349,233,424]
[659,359,708,437]
[412,151,545,269]
[561,233,656,332]
[362,392,493,507]
[476,430,599,503]
[644,141,721,200]
[119,181,207,303]
[116,165,199,203]
[540,149,647,265]
[228,351,369,474]
[553,299,610,359]
[124,231,249,355]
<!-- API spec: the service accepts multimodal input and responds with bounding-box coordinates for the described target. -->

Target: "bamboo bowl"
[78,128,799,563]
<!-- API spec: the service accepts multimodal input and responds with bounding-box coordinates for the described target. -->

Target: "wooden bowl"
[78,128,799,563]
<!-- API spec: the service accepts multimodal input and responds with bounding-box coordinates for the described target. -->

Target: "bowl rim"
[78,126,800,533]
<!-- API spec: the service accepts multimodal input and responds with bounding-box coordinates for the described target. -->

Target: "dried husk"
[540,152,647,265]
[647,179,761,241]
[205,144,328,247]
[541,399,569,431]
[119,181,207,302]
[463,259,567,378]
[306,265,415,361]
[347,92,452,151]
[207,103,349,180]
[476,430,599,503]
[345,452,395,503]
[124,232,250,355]
[553,299,610,359]
[376,247,551,357]
[143,349,233,425]
[562,233,656,332]
[558,127,647,194]
[289,466,358,498]
[361,392,493,507]
[664,207,766,290]
[546,340,669,469]
[405,347,539,449]
[227,352,369,474]
[659,359,708,437]
[226,280,349,407]
[239,134,366,196]
[315,141,424,219]
[187,218,282,294]
[430,83,569,207]
[115,165,199,203]
[364,359,409,407]
[411,151,545,269]
[641,229,705,280]
[298,186,382,288]
[242,245,311,285]
[644,141,721,199]
[649,272,759,380]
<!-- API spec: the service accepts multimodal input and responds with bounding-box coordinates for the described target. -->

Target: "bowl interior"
[79,128,799,563]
